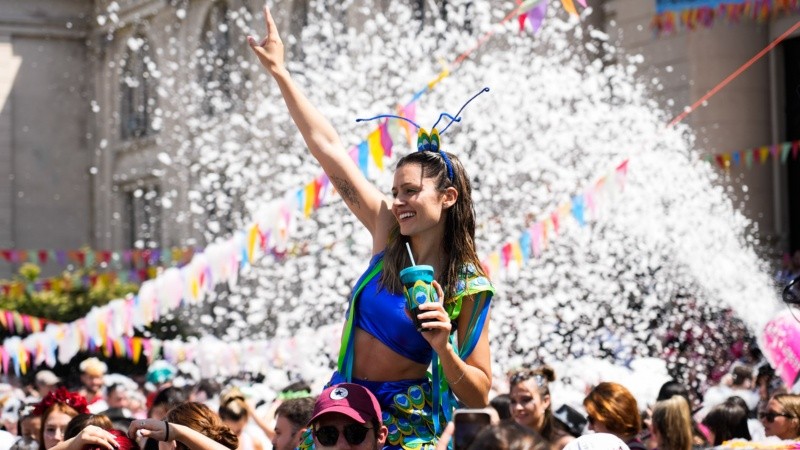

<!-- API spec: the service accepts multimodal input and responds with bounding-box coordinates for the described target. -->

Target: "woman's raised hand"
[128,419,170,442]
[68,425,119,450]
[418,281,452,353]
[247,5,285,76]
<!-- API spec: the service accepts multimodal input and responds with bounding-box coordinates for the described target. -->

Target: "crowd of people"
[0,355,795,450]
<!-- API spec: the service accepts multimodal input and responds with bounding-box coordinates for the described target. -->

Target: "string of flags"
[0,0,604,374]
[481,160,629,278]
[518,0,588,34]
[0,310,52,335]
[707,139,800,170]
[0,268,159,297]
[0,248,198,270]
[653,0,800,34]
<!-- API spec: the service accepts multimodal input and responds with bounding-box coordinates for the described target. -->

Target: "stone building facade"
[0,0,797,278]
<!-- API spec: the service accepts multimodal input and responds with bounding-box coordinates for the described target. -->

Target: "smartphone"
[453,408,492,450]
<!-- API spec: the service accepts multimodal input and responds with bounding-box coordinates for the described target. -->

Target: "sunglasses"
[509,370,545,387]
[314,424,372,446]
[758,411,795,423]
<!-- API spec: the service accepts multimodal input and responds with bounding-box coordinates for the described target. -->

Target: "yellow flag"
[368,129,384,171]
[304,182,315,217]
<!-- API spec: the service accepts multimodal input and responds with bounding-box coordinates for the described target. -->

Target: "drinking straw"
[405,242,416,266]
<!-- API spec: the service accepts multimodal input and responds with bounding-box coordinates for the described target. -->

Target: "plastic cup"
[399,265,437,332]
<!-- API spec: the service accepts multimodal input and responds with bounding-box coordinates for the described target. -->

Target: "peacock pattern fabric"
[300,260,494,449]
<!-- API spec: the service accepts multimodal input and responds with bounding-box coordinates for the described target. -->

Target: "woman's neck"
[409,234,445,273]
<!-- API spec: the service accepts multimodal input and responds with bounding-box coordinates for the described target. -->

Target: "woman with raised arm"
[248,6,494,449]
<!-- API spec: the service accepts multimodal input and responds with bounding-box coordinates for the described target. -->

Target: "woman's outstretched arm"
[128,419,232,450]
[247,6,394,250]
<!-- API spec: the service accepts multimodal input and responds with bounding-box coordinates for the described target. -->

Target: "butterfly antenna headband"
[432,87,490,134]
[355,87,490,181]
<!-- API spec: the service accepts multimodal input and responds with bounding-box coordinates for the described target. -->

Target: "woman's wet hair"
[583,382,641,438]
[701,397,751,445]
[382,150,486,301]
[64,414,113,440]
[218,388,248,423]
[467,420,549,450]
[651,396,693,450]
[167,402,238,450]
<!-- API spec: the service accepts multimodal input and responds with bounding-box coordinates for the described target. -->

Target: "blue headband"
[356,87,490,182]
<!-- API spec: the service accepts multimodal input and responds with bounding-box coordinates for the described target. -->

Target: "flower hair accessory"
[356,87,490,181]
[32,387,89,416]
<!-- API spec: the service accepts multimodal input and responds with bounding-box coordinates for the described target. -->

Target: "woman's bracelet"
[163,421,171,441]
[451,370,466,386]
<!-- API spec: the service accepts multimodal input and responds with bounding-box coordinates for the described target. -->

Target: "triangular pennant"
[379,121,393,158]
[367,128,385,172]
[358,141,369,175]
[561,0,578,15]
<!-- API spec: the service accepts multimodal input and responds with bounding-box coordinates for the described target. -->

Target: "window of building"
[125,184,163,249]
[120,33,157,140]
[199,1,235,116]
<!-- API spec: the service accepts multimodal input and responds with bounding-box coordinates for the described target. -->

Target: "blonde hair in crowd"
[652,396,693,450]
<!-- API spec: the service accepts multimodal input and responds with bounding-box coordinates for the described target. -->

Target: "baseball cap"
[308,383,381,425]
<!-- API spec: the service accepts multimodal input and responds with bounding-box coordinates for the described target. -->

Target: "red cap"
[308,383,382,425]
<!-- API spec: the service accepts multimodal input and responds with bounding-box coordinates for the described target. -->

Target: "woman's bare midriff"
[352,328,430,381]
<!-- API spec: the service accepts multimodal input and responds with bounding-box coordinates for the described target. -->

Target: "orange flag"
[561,0,578,15]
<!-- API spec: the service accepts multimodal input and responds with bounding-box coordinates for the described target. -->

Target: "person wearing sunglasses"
[304,384,388,449]
[759,394,800,440]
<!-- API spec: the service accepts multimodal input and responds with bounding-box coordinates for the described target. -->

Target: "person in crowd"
[166,402,239,450]
[583,382,643,450]
[218,388,263,450]
[467,421,549,450]
[105,384,130,412]
[248,6,494,448]
[649,396,693,450]
[563,433,631,450]
[2,395,23,437]
[490,394,512,421]
[145,361,178,411]
[305,383,388,449]
[725,395,764,441]
[34,388,90,450]
[148,388,187,421]
[142,387,188,450]
[48,427,129,450]
[34,372,61,399]
[260,381,312,444]
[272,397,315,450]
[16,402,41,446]
[654,380,707,447]
[508,366,574,449]
[701,397,751,445]
[129,414,236,450]
[102,384,135,433]
[77,359,108,414]
[759,393,800,440]
[63,415,113,441]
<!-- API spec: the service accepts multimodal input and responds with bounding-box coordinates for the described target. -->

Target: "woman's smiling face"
[509,380,550,432]
[391,163,448,237]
